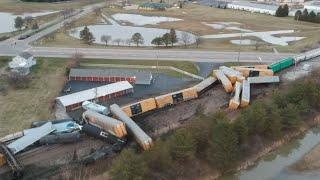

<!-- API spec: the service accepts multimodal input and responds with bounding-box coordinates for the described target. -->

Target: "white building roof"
[229,1,278,11]
[8,122,55,154]
[56,81,133,107]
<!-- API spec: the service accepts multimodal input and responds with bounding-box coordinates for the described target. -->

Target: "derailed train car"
[121,98,157,117]
[232,67,274,77]
[120,77,218,118]
[154,88,198,108]
[83,110,127,138]
[82,124,125,145]
[39,132,81,145]
[193,77,218,95]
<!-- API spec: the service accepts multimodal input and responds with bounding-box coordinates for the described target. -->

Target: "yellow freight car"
[0,153,6,167]
[232,67,274,77]
[122,98,157,117]
[155,88,198,108]
[231,65,269,69]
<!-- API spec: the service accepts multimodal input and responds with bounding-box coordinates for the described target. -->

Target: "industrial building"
[304,1,320,12]
[69,68,153,85]
[56,81,134,111]
[138,2,170,10]
[227,1,278,15]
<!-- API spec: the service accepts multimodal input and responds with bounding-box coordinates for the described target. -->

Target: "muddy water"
[220,128,320,180]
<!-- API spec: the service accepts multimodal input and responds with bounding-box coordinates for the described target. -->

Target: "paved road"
[0,2,106,54]
[0,2,293,63]
[25,47,293,62]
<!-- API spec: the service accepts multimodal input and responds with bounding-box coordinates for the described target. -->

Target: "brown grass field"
[35,4,320,53]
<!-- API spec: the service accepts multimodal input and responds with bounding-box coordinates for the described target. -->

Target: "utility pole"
[237,28,243,65]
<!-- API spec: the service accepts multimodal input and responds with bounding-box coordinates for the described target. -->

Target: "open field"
[0,57,68,137]
[0,0,104,13]
[34,4,320,53]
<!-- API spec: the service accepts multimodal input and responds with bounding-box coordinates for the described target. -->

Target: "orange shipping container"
[83,110,127,138]
[229,82,242,109]
[155,88,198,108]
[232,67,274,77]
[122,98,157,117]
[213,70,233,93]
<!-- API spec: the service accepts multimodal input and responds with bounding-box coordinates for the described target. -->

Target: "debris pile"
[214,65,280,110]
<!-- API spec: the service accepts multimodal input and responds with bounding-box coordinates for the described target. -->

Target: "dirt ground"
[141,85,229,137]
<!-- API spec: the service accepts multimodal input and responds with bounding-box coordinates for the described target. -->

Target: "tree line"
[274,4,320,24]
[295,9,320,23]
[14,16,39,31]
[109,70,320,179]
[275,4,289,17]
[80,26,201,47]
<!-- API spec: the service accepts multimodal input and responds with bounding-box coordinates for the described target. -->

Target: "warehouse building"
[227,1,278,15]
[56,81,134,111]
[304,1,320,12]
[138,2,170,10]
[69,68,153,85]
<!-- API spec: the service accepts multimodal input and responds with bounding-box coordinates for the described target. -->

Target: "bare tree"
[125,39,132,46]
[181,32,191,47]
[61,8,74,19]
[69,52,84,68]
[8,71,31,89]
[195,36,201,48]
[255,41,263,51]
[24,16,33,29]
[44,33,56,42]
[63,21,75,32]
[93,7,102,16]
[113,38,123,46]
[131,33,144,47]
[101,35,112,46]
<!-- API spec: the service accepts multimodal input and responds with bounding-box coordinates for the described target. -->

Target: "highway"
[27,47,293,62]
[0,2,293,63]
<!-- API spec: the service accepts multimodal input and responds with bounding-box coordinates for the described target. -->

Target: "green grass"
[0,57,68,137]
[0,56,11,68]
[80,59,199,75]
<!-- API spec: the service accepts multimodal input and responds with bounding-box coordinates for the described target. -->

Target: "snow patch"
[111,13,183,26]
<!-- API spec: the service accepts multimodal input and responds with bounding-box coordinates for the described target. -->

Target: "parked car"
[18,35,30,40]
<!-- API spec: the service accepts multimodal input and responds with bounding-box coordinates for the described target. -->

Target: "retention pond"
[220,128,320,180]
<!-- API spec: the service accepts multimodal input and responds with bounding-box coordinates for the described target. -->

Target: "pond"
[69,15,196,46]
[220,128,320,180]
[0,11,58,34]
